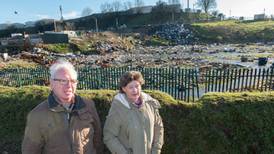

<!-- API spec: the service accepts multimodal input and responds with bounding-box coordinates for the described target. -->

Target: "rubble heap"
[80,31,135,54]
[148,24,199,45]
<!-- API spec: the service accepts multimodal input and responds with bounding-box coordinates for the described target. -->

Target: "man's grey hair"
[49,59,78,80]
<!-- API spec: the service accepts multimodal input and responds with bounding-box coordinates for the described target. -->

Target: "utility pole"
[263,8,266,20]
[54,20,57,32]
[116,18,119,29]
[92,17,98,32]
[172,12,175,23]
[95,18,98,32]
[185,0,190,12]
[59,5,64,21]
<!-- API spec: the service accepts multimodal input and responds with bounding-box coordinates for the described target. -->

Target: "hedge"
[0,86,273,154]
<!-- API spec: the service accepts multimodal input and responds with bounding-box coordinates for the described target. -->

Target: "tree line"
[83,0,217,16]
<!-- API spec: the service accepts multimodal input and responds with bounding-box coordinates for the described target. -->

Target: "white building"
[254,14,266,20]
[128,6,153,14]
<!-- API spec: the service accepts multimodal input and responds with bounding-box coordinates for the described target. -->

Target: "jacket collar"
[48,92,86,112]
[114,93,131,109]
[114,92,152,109]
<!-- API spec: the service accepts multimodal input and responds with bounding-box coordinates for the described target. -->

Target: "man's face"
[122,80,141,103]
[50,68,77,104]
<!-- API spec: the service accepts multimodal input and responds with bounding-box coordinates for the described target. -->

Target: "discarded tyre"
[241,56,248,62]
[258,57,268,66]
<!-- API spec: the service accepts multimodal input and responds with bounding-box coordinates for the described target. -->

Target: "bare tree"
[156,0,167,6]
[135,0,144,7]
[123,1,132,10]
[100,2,114,13]
[100,3,108,13]
[168,0,180,5]
[112,1,122,12]
[152,0,175,23]
[35,19,54,26]
[212,10,218,17]
[81,7,92,17]
[218,13,225,20]
[196,0,217,14]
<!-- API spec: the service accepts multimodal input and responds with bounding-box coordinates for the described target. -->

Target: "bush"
[0,86,273,154]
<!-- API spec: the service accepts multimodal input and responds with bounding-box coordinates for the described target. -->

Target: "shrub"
[0,86,273,154]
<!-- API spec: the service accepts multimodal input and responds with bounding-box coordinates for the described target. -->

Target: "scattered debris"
[0,28,273,70]
[258,57,268,66]
[147,24,199,45]
[2,53,8,61]
[241,56,248,62]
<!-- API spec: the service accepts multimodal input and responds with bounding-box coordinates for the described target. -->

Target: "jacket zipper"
[67,112,73,154]
[67,103,74,154]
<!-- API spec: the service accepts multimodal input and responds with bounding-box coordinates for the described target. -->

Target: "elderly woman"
[103,71,164,154]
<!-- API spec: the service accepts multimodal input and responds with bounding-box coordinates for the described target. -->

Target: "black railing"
[0,67,199,102]
[204,68,274,93]
[1,67,273,102]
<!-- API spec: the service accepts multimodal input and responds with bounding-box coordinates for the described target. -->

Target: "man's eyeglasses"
[52,78,78,85]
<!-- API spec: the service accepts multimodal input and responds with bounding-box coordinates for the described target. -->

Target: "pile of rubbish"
[84,32,135,54]
[147,24,199,45]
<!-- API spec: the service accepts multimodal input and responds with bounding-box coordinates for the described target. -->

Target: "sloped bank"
[0,86,273,154]
[192,20,274,43]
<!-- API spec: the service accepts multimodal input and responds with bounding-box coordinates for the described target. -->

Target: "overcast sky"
[1,0,273,24]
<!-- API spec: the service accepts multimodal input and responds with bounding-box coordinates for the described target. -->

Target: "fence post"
[196,68,200,99]
[270,67,274,90]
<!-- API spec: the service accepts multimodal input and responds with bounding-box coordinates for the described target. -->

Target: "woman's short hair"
[119,71,145,93]
[49,59,77,80]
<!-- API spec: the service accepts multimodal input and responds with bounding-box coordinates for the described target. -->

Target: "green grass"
[192,20,274,43]
[42,43,73,53]
[145,35,171,46]
[0,60,39,70]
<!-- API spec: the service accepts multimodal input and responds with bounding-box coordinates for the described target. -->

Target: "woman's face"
[122,80,142,103]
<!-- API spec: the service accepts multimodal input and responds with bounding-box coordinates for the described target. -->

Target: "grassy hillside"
[192,20,274,43]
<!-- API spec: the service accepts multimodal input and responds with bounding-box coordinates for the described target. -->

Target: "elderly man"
[22,59,102,154]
